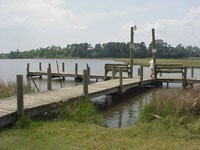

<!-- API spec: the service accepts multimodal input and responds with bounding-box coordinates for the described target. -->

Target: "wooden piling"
[119,67,123,94]
[75,63,78,79]
[140,66,143,87]
[83,70,88,99]
[16,75,24,118]
[191,66,194,78]
[39,62,42,78]
[183,67,187,89]
[112,65,115,79]
[87,66,90,83]
[152,28,157,81]
[47,66,52,90]
[26,63,30,78]
[62,63,65,72]
[130,27,134,78]
[39,62,42,71]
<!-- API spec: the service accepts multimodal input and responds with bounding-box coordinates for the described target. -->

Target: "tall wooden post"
[119,67,123,94]
[47,65,52,90]
[140,66,143,87]
[83,70,88,99]
[152,28,157,80]
[17,75,24,118]
[130,27,134,78]
[26,63,30,78]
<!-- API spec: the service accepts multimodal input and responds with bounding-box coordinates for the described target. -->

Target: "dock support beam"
[26,63,30,78]
[83,70,88,99]
[17,75,24,118]
[47,64,52,90]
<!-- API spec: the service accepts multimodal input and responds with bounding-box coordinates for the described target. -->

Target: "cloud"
[119,6,200,47]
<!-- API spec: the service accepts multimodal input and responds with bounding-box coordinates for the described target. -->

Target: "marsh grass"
[116,58,200,67]
[0,80,34,99]
[140,87,200,122]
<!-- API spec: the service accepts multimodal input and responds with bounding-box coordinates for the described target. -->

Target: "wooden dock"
[0,76,153,127]
[1,62,200,127]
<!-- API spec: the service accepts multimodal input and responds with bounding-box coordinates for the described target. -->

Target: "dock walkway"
[0,77,153,127]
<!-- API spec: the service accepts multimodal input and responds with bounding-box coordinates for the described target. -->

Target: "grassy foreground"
[116,58,200,67]
[0,119,199,150]
[0,81,200,149]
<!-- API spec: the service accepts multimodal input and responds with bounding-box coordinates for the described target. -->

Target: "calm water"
[0,59,199,128]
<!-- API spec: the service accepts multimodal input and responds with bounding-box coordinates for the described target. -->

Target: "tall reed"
[140,86,200,122]
[0,80,34,99]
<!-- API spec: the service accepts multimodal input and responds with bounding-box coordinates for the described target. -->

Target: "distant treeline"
[0,41,200,59]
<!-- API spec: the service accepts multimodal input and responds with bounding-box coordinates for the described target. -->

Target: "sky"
[0,0,200,53]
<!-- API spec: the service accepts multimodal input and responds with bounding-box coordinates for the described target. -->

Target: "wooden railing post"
[62,63,65,72]
[140,66,143,87]
[119,67,123,94]
[191,66,194,78]
[112,65,115,79]
[75,63,78,80]
[17,75,24,118]
[183,67,187,89]
[26,63,30,78]
[83,70,88,99]
[47,64,52,90]
[39,62,42,71]
[104,66,108,81]
[39,62,42,78]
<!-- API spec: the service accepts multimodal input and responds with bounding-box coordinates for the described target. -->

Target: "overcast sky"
[0,0,200,53]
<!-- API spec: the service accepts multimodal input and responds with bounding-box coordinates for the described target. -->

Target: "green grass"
[0,119,199,150]
[0,79,200,149]
[116,58,200,67]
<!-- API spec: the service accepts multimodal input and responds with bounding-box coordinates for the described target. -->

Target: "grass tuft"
[50,97,103,125]
[0,80,34,99]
